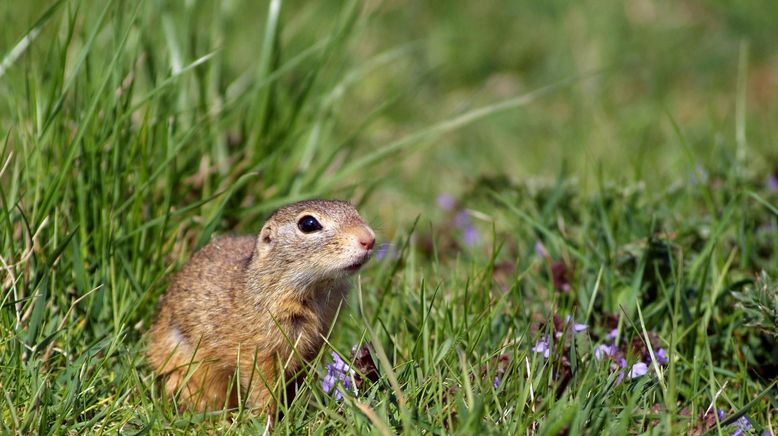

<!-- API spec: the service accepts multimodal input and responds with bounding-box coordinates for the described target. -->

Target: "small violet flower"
[627,362,649,379]
[715,410,754,436]
[654,348,669,365]
[448,210,481,247]
[564,315,588,332]
[437,194,456,211]
[594,344,617,361]
[767,174,778,192]
[732,415,752,436]
[493,376,500,389]
[322,352,356,401]
[375,243,399,261]
[532,336,552,359]
[533,316,588,360]
[615,358,648,384]
[534,241,549,258]
[462,225,480,246]
[713,409,756,436]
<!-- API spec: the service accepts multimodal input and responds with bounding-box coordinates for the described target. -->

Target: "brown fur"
[147,200,375,413]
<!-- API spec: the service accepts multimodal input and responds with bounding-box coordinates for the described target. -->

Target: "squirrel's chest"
[276,293,346,355]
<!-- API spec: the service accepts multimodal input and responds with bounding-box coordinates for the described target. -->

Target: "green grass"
[1,0,777,433]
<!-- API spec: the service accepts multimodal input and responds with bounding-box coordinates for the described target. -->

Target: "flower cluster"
[322,345,379,401]
[531,314,588,360]
[725,412,753,436]
[322,352,356,401]
[531,315,673,387]
[528,314,590,395]
[593,328,669,383]
[700,409,757,436]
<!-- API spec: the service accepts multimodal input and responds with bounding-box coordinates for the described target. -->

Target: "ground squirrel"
[147,199,375,413]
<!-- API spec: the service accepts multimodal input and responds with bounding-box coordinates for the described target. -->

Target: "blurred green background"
[5,0,775,235]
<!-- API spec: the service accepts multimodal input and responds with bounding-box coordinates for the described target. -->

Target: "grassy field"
[1,0,777,433]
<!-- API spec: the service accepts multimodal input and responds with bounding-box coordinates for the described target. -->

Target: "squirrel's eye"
[297,215,323,233]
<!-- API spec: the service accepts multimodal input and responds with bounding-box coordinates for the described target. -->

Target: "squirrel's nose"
[359,236,375,250]
[353,226,375,251]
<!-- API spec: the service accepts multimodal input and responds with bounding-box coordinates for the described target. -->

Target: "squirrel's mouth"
[344,260,366,272]
[344,253,371,272]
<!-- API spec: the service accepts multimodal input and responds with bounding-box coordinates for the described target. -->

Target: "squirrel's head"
[255,199,375,287]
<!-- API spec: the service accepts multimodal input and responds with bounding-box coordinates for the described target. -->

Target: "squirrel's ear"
[258,225,274,254]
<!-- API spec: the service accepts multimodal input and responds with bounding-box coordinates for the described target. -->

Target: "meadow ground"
[1,0,777,433]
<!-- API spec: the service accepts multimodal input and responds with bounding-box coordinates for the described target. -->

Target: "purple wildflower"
[768,174,778,192]
[654,348,669,365]
[332,352,349,372]
[462,225,480,246]
[375,243,399,261]
[606,328,619,341]
[714,410,756,436]
[437,194,456,211]
[594,344,617,361]
[493,376,500,389]
[564,315,588,332]
[450,210,480,247]
[732,416,752,436]
[534,241,549,258]
[615,358,648,383]
[322,352,356,401]
[627,362,648,379]
[532,336,551,359]
[322,372,335,392]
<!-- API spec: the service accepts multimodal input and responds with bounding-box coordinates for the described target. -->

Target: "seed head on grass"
[731,271,778,339]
